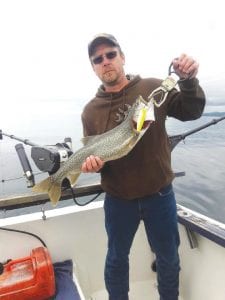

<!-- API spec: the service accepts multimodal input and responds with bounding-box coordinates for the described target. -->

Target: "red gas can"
[0,247,55,300]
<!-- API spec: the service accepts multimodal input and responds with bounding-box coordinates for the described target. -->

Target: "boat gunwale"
[177,204,225,248]
[0,182,225,248]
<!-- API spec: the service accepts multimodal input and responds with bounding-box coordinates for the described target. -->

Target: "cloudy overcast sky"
[0,0,225,110]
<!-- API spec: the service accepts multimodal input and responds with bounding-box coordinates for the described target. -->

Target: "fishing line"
[1,171,44,183]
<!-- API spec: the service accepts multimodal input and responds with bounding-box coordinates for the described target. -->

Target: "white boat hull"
[0,201,225,299]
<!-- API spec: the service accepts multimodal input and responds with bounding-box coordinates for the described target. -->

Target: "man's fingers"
[95,156,105,169]
[172,54,199,79]
[81,156,104,173]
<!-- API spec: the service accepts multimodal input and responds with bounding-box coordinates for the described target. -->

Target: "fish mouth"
[132,96,155,133]
[132,119,153,134]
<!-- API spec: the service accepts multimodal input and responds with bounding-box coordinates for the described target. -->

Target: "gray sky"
[0,0,225,116]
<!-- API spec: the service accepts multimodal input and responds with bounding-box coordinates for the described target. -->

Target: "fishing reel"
[0,130,73,188]
[31,140,73,174]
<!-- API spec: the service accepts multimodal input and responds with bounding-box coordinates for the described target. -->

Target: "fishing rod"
[0,131,100,207]
[169,115,225,151]
[1,115,225,189]
[0,130,73,187]
[0,131,38,146]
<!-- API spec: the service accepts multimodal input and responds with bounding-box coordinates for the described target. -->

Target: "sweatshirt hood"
[96,74,141,99]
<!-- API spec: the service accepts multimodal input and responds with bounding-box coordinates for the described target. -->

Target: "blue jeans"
[104,184,180,300]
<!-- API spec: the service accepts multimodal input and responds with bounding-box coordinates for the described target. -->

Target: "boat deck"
[91,279,158,299]
[91,279,184,300]
[1,200,225,300]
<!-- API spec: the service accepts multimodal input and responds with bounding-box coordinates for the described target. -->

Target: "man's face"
[90,44,125,86]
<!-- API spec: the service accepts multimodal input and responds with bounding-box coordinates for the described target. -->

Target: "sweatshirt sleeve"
[166,78,206,121]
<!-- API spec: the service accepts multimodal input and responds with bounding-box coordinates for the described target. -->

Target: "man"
[81,33,205,300]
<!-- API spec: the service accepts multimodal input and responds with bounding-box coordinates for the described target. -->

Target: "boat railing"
[0,182,103,210]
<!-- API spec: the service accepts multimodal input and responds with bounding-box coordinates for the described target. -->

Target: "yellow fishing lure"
[136,107,147,132]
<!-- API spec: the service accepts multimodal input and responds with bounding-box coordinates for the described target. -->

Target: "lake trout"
[32,96,155,205]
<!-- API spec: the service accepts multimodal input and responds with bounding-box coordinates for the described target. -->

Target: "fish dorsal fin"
[81,135,98,146]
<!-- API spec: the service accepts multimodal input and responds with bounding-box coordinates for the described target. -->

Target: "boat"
[0,184,225,300]
[1,118,225,299]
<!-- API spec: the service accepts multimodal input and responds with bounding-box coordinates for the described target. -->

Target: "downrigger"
[0,130,73,188]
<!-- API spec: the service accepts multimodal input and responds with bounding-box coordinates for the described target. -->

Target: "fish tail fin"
[32,177,52,193]
[32,177,61,206]
[48,183,61,206]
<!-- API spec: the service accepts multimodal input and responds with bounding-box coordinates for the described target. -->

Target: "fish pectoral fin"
[67,172,81,187]
[128,135,139,149]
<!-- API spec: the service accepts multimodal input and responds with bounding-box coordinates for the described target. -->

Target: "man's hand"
[81,155,105,173]
[172,54,199,79]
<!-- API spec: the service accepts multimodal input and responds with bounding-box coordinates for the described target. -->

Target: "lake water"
[1,99,225,223]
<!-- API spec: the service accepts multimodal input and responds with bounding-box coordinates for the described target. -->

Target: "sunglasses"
[92,51,118,65]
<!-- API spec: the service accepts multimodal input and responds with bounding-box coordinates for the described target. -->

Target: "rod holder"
[15,143,35,187]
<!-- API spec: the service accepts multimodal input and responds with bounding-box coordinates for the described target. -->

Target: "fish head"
[130,95,155,135]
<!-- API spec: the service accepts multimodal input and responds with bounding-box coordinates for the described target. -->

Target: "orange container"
[0,247,55,300]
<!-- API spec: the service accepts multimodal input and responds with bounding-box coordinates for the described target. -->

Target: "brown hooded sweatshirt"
[81,75,205,200]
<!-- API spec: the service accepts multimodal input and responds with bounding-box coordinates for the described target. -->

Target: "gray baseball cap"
[88,33,121,57]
